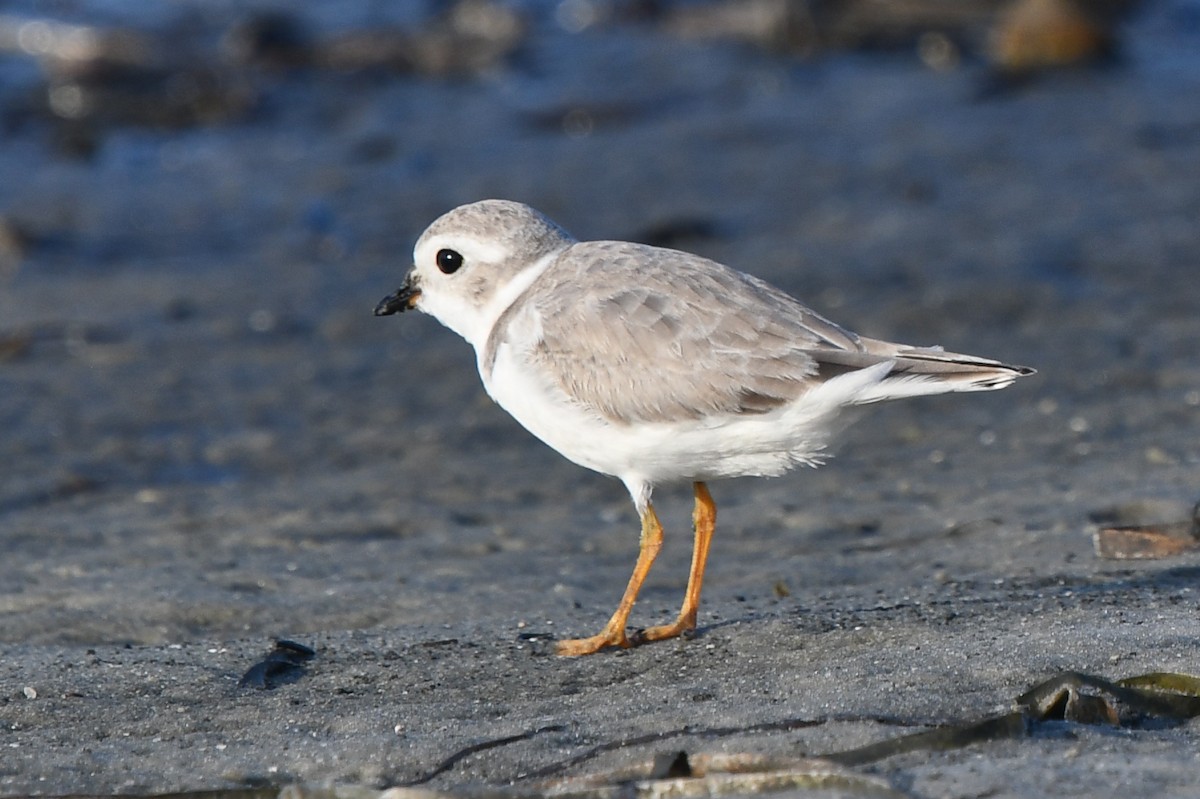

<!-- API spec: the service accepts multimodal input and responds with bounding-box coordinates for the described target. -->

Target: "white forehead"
[413,199,575,267]
[414,231,510,265]
[406,201,575,349]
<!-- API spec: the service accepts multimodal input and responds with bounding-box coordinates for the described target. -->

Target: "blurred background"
[1,0,1198,645]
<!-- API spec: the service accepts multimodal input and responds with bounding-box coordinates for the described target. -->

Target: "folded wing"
[517,241,1032,424]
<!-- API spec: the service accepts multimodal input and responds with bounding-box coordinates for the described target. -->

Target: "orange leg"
[633,482,717,645]
[555,503,665,656]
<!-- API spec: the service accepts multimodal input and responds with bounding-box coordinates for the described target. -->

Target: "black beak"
[374,276,421,316]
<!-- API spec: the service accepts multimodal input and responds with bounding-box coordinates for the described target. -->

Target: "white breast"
[472,268,890,491]
[478,335,848,491]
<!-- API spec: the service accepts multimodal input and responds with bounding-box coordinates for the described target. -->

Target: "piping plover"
[375,199,1034,656]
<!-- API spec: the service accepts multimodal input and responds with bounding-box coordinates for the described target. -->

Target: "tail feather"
[813,337,1035,405]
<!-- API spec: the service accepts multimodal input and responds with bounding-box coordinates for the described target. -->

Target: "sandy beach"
[2,1,1199,796]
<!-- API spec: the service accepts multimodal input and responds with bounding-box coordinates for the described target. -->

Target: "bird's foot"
[554,626,631,656]
[629,611,697,646]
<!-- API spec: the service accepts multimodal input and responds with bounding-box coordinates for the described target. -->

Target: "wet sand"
[2,1,1199,796]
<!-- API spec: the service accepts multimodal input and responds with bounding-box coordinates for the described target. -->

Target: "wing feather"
[484,240,1033,426]
[517,241,868,424]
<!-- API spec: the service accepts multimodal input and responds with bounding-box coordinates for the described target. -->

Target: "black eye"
[436,248,463,274]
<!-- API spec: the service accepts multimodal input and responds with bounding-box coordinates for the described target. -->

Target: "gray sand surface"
[2,1,1199,797]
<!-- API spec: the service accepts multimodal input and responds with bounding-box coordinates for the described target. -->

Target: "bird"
[375,199,1034,656]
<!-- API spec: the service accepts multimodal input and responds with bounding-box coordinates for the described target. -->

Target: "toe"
[554,629,630,656]
[630,614,697,646]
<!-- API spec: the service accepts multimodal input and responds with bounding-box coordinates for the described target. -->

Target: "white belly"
[478,341,840,488]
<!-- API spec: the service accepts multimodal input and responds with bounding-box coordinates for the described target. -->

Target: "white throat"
[454,248,563,352]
